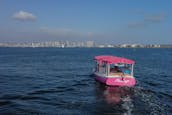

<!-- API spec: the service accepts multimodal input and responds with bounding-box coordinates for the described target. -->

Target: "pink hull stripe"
[95,75,136,87]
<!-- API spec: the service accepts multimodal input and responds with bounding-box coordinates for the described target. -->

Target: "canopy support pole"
[106,64,110,76]
[131,64,134,76]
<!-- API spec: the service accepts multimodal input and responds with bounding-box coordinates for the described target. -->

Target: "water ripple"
[0,48,171,114]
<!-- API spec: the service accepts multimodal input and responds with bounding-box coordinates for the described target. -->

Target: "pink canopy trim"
[94,55,135,64]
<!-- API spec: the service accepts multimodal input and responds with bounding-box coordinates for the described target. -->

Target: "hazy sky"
[0,0,172,44]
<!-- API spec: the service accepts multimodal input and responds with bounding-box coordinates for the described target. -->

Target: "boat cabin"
[94,56,135,77]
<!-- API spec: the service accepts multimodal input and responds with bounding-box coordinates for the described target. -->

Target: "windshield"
[110,64,132,75]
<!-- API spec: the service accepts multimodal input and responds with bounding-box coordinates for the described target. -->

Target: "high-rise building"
[86,41,94,47]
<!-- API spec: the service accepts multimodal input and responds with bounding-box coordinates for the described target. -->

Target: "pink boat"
[94,55,136,87]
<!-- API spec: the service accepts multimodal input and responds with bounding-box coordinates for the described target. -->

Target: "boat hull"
[94,74,136,87]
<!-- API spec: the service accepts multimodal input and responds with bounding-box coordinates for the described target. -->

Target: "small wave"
[64,87,76,92]
[134,87,167,115]
[55,86,66,89]
[0,94,49,102]
[0,74,21,78]
[20,96,49,101]
[28,87,75,95]
[0,94,22,100]
[40,99,84,110]
[72,83,88,87]
[40,99,67,106]
[76,74,90,77]
[144,80,161,86]
[81,78,92,82]
[0,100,12,106]
[135,87,156,94]
[160,74,169,78]
[28,89,61,95]
[159,92,172,99]
[121,96,134,115]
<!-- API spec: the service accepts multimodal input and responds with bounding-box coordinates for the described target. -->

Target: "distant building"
[97,45,105,48]
[0,41,171,48]
[160,44,172,48]
[107,45,114,48]
[85,41,94,47]
[120,44,130,48]
[131,44,143,48]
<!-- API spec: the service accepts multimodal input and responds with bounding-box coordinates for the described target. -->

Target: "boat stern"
[106,77,136,87]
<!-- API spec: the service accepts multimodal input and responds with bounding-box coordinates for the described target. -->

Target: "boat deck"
[108,72,132,78]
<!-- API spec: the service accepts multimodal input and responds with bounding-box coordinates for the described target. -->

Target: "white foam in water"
[134,87,166,115]
[121,96,133,115]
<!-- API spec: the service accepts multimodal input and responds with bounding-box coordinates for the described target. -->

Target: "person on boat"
[114,66,121,72]
[123,66,131,74]
[113,66,125,80]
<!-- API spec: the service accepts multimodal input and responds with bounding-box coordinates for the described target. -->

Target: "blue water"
[0,48,171,115]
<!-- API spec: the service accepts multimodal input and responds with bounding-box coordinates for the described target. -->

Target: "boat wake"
[94,81,167,115]
[132,87,167,115]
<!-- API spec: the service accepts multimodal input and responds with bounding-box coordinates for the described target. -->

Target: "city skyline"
[0,0,172,44]
[1,40,171,48]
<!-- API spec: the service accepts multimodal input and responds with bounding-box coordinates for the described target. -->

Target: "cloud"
[0,26,105,43]
[128,12,166,28]
[38,27,107,43]
[40,27,73,35]
[128,22,147,28]
[144,14,166,23]
[12,11,36,21]
[39,27,100,39]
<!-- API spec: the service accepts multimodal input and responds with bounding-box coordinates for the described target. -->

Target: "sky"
[0,0,172,44]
